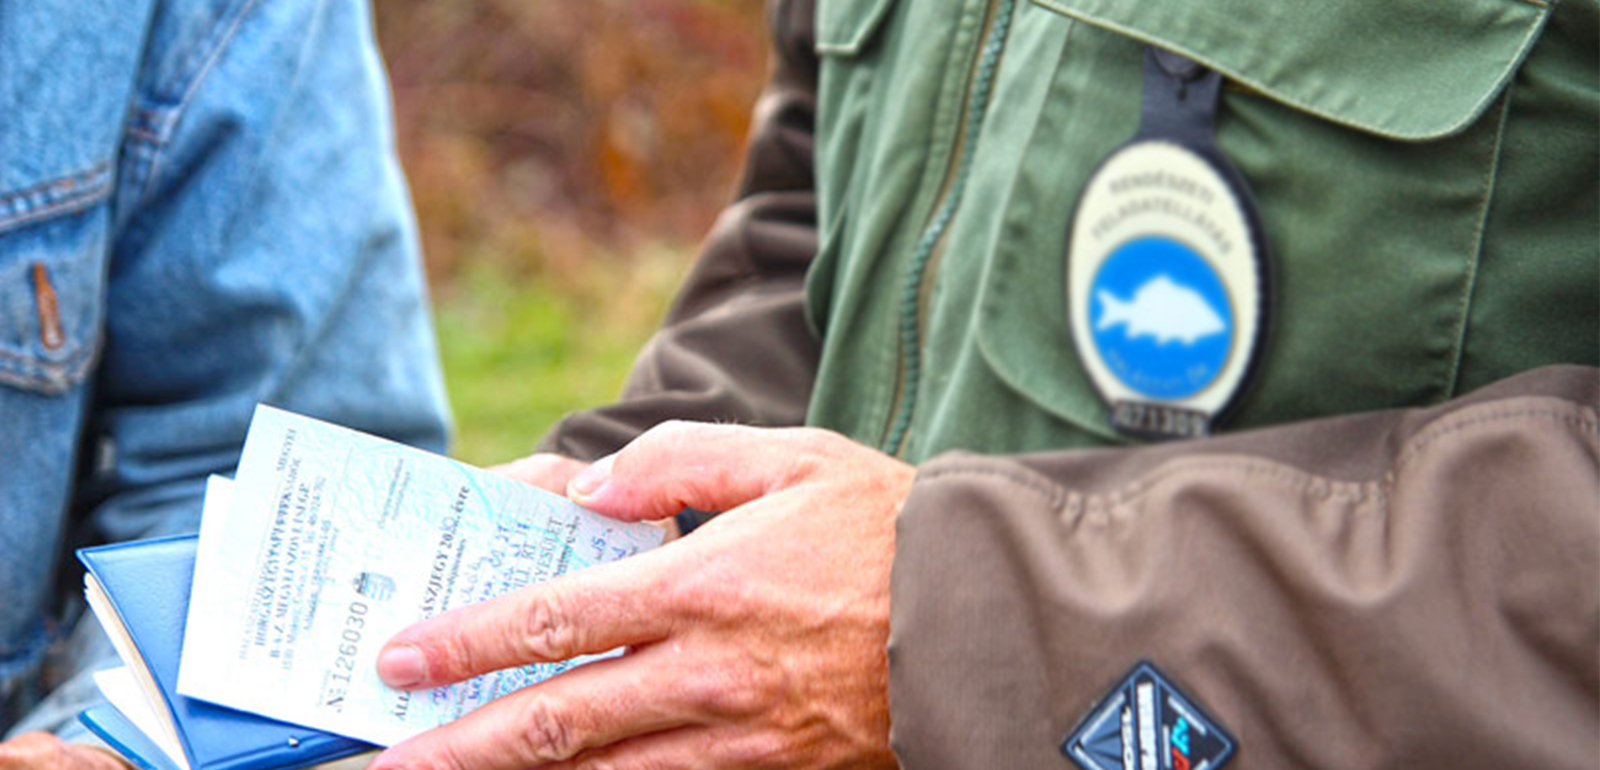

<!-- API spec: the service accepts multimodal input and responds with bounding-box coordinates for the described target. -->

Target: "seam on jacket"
[915,464,1068,509]
[0,162,114,235]
[1027,0,1549,140]
[0,336,103,395]
[134,0,267,201]
[1445,89,1515,398]
[1390,404,1599,478]
[917,457,1382,516]
[918,401,1599,518]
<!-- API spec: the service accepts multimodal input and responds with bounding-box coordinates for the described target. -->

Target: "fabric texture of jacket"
[540,0,1598,767]
[0,0,451,742]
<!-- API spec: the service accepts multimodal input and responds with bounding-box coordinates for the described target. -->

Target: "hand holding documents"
[83,405,663,768]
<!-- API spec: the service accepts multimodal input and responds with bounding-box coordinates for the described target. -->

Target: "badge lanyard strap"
[1138,48,1224,155]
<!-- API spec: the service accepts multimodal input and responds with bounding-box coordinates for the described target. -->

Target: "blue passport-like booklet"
[77,535,374,770]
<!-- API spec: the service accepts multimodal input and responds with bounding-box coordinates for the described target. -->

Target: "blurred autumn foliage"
[374,0,768,283]
[372,1,770,462]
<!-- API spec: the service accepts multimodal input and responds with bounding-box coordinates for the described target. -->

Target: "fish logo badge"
[1095,274,1227,347]
[1067,141,1270,440]
[1087,243,1235,406]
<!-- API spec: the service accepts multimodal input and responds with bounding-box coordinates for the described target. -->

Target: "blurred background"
[373,1,769,464]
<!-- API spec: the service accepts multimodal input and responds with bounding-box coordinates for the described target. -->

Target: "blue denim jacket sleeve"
[0,0,450,740]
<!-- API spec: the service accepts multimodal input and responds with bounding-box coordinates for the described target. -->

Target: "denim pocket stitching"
[0,162,113,237]
[0,335,100,395]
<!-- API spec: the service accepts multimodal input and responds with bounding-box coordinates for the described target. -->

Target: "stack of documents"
[81,406,665,770]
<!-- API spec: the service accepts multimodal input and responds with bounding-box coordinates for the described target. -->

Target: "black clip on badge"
[1065,47,1273,440]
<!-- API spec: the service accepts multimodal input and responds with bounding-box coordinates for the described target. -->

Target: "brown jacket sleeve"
[889,365,1599,769]
[534,3,1598,767]
[536,0,820,461]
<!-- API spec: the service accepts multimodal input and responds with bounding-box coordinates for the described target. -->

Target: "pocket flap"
[1030,0,1551,140]
[816,0,900,56]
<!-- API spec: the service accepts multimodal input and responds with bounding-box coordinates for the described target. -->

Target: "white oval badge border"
[1068,140,1261,417]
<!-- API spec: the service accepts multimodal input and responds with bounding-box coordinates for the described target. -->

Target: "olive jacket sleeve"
[539,2,1599,768]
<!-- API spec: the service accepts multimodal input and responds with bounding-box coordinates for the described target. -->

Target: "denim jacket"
[0,0,450,739]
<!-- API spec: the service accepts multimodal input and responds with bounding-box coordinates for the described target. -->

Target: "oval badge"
[1068,139,1268,439]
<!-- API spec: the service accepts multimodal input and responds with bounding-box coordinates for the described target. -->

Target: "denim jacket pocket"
[0,162,112,395]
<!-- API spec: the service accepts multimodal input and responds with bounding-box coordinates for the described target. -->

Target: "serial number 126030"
[319,600,370,713]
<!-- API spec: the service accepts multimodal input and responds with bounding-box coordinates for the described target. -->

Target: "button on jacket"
[539,0,1598,767]
[0,0,450,740]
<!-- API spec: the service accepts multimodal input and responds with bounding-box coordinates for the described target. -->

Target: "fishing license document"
[177,406,664,746]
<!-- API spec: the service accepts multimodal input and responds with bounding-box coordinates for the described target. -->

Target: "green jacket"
[806,0,1597,458]
[542,0,1598,767]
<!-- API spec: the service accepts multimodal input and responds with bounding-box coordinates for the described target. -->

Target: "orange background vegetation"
[375,0,770,283]
[372,1,770,462]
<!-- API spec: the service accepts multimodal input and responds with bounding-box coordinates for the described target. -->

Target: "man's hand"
[0,733,129,770]
[490,451,681,541]
[369,422,912,770]
[489,452,590,495]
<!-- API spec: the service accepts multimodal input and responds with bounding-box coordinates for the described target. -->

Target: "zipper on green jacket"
[880,0,1016,457]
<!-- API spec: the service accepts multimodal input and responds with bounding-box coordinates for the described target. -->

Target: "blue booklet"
[77,534,374,770]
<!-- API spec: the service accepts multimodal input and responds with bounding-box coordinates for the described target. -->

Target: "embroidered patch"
[1061,661,1236,770]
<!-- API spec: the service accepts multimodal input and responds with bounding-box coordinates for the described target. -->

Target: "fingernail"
[568,454,615,501]
[377,645,427,688]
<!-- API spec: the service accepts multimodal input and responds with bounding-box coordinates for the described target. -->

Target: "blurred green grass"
[373,1,766,464]
[432,248,687,466]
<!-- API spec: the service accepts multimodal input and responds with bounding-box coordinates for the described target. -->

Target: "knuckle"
[794,426,850,456]
[694,659,782,718]
[649,419,742,456]
[781,427,852,478]
[433,632,482,683]
[665,563,725,620]
[790,426,840,451]
[516,697,578,761]
[702,684,763,719]
[521,591,578,659]
[643,420,694,450]
[727,731,788,767]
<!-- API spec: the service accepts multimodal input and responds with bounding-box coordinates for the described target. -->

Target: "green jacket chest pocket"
[970,0,1579,442]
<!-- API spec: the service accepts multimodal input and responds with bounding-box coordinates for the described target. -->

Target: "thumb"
[566,421,835,522]
[488,452,587,495]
